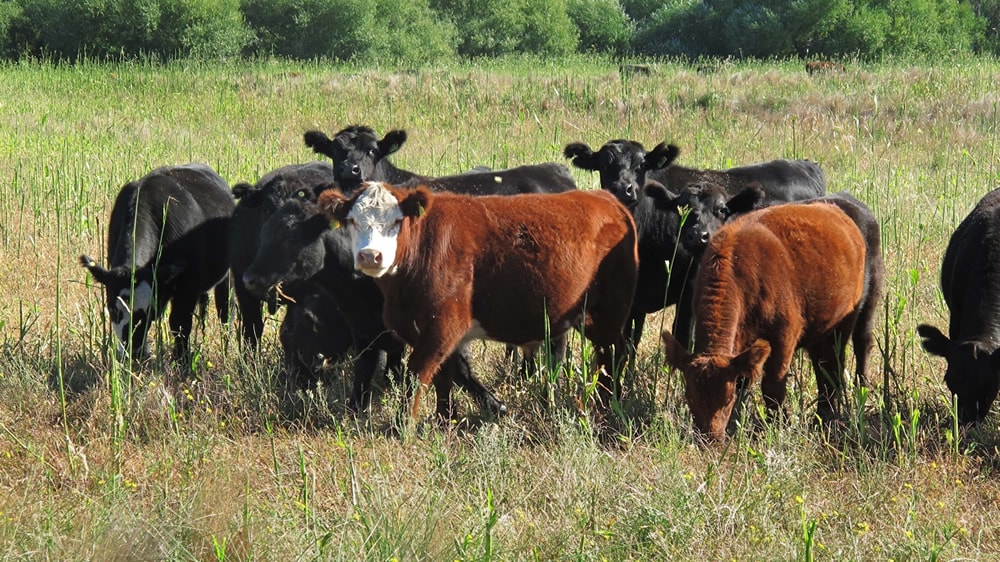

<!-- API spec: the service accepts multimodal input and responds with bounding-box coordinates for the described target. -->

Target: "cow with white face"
[81,164,234,362]
[321,181,638,422]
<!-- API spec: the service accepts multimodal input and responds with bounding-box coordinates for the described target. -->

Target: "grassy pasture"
[1,56,1000,560]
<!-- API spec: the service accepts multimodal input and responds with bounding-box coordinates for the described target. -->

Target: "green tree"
[567,0,632,54]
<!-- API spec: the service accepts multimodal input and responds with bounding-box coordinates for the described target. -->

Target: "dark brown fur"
[320,185,639,421]
[661,203,866,440]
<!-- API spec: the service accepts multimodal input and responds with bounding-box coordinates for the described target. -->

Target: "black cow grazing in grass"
[278,289,353,391]
[563,139,826,349]
[918,188,1000,424]
[304,125,578,195]
[242,189,507,419]
[230,161,336,349]
[80,164,234,361]
[656,184,884,388]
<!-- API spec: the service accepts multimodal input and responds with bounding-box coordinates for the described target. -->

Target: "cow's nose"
[700,231,711,244]
[357,249,383,268]
[623,184,639,200]
[350,164,362,177]
[242,272,269,296]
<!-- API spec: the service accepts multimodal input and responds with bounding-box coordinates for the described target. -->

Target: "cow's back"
[695,204,865,346]
[940,188,1000,335]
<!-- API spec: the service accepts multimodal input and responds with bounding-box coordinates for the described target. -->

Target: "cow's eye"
[367,149,376,157]
[716,205,729,217]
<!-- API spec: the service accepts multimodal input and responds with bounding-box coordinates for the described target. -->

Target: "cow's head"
[917,323,1000,424]
[241,186,333,298]
[661,330,770,441]
[564,140,680,203]
[304,126,407,191]
[319,182,430,279]
[80,255,182,359]
[646,181,765,256]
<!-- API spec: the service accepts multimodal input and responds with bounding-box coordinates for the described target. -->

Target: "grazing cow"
[918,188,1000,424]
[655,184,884,388]
[659,203,866,441]
[564,139,826,348]
[230,161,336,348]
[242,190,507,419]
[806,61,846,74]
[80,164,234,361]
[304,125,577,195]
[278,289,354,390]
[319,183,638,421]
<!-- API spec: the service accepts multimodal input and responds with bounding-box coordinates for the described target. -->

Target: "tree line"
[1,0,998,63]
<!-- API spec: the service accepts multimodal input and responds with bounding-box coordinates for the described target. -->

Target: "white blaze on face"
[346,183,405,278]
[112,280,153,357]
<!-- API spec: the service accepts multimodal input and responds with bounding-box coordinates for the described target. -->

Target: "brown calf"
[319,182,638,421]
[660,203,866,440]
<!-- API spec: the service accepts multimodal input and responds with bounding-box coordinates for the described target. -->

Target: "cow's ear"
[917,324,950,358]
[563,142,599,170]
[303,130,333,156]
[317,188,353,224]
[660,330,693,370]
[80,255,114,286]
[725,185,765,216]
[379,130,407,156]
[399,186,432,219]
[644,180,680,210]
[232,182,256,200]
[731,339,770,382]
[645,143,681,171]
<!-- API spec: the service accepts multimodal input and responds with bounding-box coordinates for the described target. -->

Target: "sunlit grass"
[1,55,1000,559]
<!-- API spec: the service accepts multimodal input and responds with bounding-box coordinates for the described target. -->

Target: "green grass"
[1,55,1000,560]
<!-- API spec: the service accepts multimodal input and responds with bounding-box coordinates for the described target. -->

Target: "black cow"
[564,139,826,348]
[242,190,507,419]
[278,289,353,390]
[918,188,1000,424]
[655,184,884,388]
[81,164,234,361]
[230,161,336,348]
[304,125,577,195]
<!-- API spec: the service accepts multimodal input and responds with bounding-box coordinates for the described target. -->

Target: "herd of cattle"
[78,125,1000,440]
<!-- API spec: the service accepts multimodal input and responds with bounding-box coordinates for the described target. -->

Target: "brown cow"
[660,203,866,440]
[318,182,638,421]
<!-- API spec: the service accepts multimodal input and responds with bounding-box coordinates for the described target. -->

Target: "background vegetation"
[0,55,999,559]
[1,0,1000,62]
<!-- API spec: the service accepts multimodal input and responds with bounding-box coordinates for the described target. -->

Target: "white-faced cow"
[564,139,826,349]
[242,189,506,419]
[660,203,866,441]
[918,188,1000,424]
[81,164,234,361]
[652,184,884,388]
[319,183,638,422]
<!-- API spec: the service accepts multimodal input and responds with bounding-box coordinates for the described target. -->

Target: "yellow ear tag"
[417,204,425,217]
[296,190,306,199]
[330,220,340,229]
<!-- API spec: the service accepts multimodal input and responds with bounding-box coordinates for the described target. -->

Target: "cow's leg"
[213,275,230,325]
[625,308,646,350]
[405,323,468,423]
[672,290,696,350]
[447,346,507,417]
[168,292,200,364]
[233,277,264,349]
[852,296,879,388]
[347,333,391,412]
[759,337,796,423]
[810,327,853,423]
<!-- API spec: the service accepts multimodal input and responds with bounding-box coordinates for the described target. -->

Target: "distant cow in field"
[918,188,1000,424]
[81,164,234,361]
[653,184,884,387]
[241,189,507,419]
[806,61,846,75]
[563,139,826,348]
[304,125,577,195]
[230,161,336,348]
[319,183,639,421]
[659,203,866,441]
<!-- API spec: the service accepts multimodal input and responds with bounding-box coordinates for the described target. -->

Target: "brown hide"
[661,203,866,441]
[321,184,639,420]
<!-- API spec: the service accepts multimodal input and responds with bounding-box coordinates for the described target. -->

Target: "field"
[1,56,1000,560]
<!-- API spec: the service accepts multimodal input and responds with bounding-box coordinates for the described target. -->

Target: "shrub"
[241,0,373,60]
[567,0,632,55]
[369,0,457,64]
[432,0,577,57]
[156,0,249,59]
